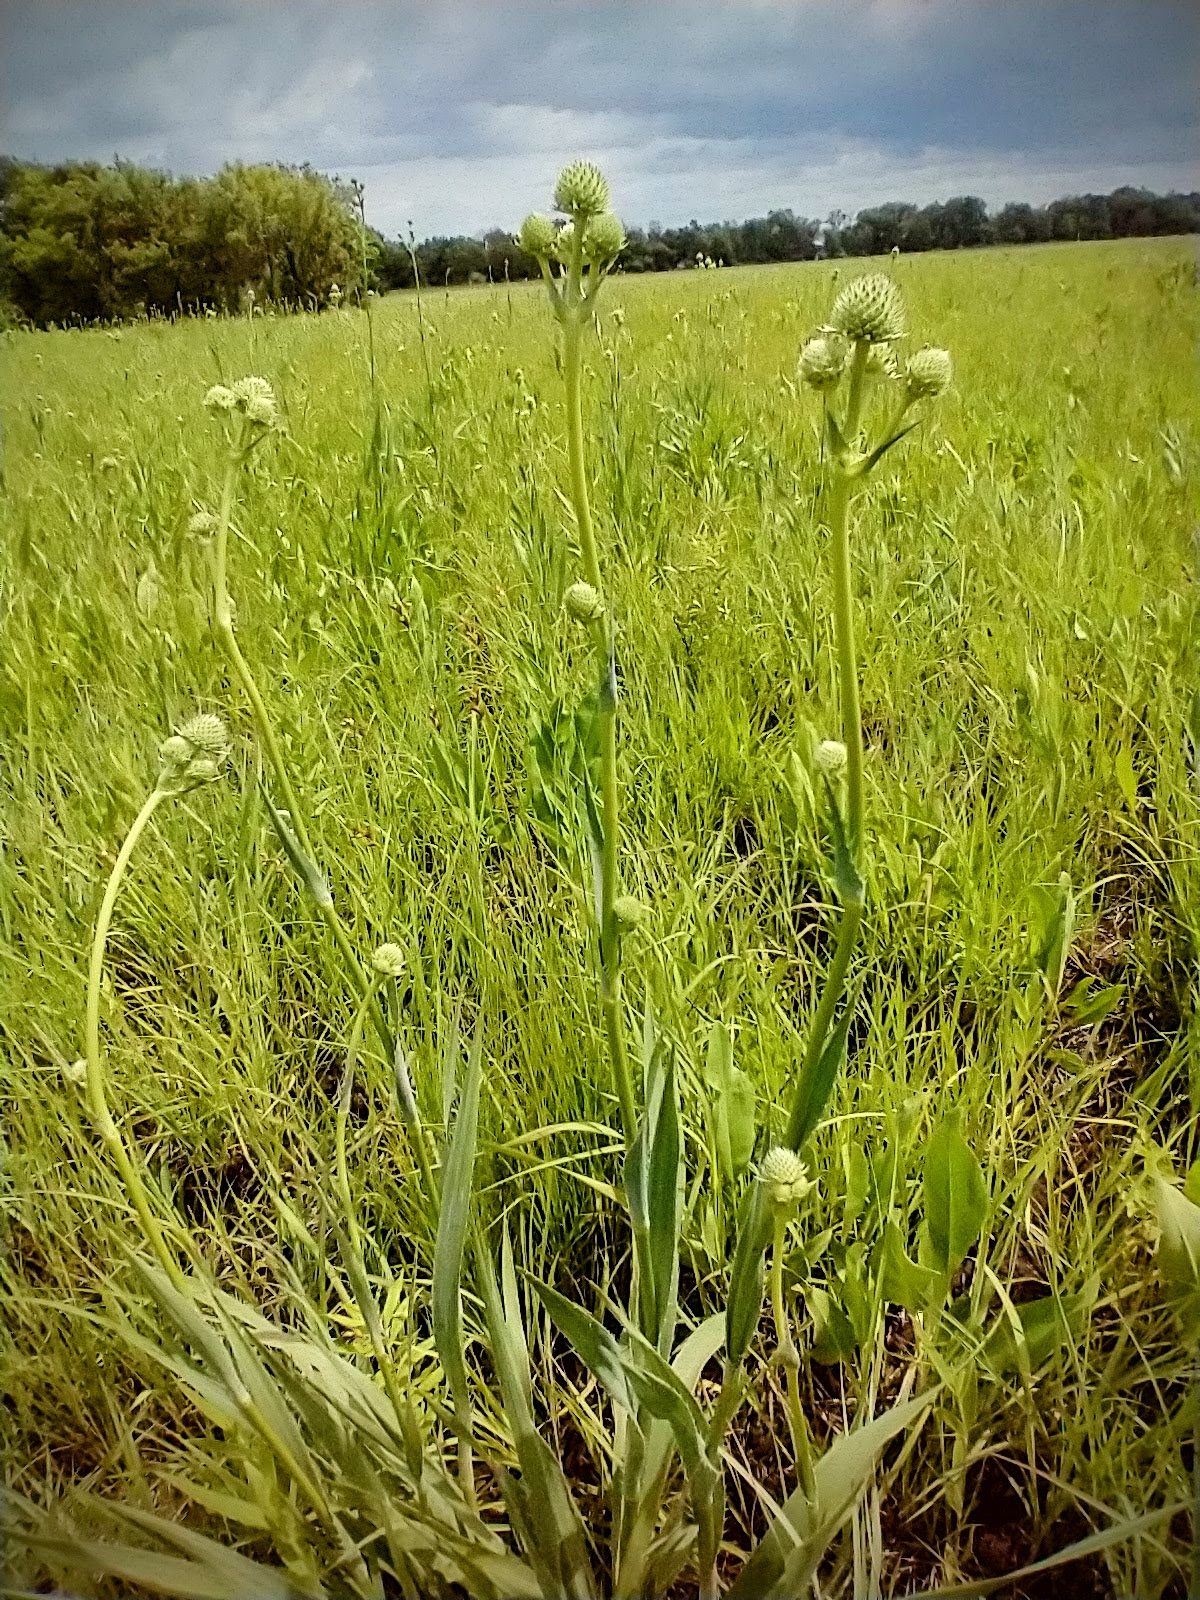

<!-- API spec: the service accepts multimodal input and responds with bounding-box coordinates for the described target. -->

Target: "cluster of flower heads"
[518,160,627,274]
[798,271,952,408]
[156,712,230,794]
[203,375,279,428]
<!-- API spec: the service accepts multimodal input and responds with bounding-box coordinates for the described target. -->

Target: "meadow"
[1,231,1198,1596]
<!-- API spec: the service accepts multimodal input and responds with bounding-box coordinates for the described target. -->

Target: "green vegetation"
[1,223,1198,1597]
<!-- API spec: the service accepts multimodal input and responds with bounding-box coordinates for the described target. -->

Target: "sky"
[1,1,1197,238]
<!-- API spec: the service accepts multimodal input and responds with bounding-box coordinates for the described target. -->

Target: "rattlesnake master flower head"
[904,346,953,401]
[815,738,848,775]
[204,384,238,412]
[553,160,611,220]
[518,212,557,259]
[865,343,899,381]
[232,376,278,426]
[564,580,605,623]
[157,712,230,792]
[760,1146,813,1209]
[187,509,218,538]
[584,212,627,263]
[372,943,406,978]
[552,221,577,264]
[612,895,646,933]
[830,272,907,343]
[798,335,847,392]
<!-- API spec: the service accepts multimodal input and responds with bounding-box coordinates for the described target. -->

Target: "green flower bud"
[760,1146,812,1209]
[798,335,847,392]
[612,895,645,934]
[830,272,906,343]
[552,221,577,264]
[157,712,230,793]
[904,346,953,400]
[584,212,626,263]
[203,384,238,411]
[814,739,848,775]
[518,212,557,258]
[563,580,605,623]
[187,509,218,537]
[372,942,406,978]
[553,160,611,219]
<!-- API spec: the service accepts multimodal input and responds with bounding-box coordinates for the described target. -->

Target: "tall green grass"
[2,237,1197,1593]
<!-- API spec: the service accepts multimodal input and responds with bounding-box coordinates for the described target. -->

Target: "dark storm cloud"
[1,1,1196,235]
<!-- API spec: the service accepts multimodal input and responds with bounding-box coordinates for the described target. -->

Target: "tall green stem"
[211,437,439,1202]
[561,311,636,1146]
[85,787,187,1290]
[784,382,868,1150]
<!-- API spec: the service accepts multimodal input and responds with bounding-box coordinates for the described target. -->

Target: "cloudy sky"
[1,1,1196,237]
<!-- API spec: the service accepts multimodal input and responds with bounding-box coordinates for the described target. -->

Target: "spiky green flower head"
[157,712,230,793]
[187,509,218,538]
[865,343,899,381]
[814,738,848,775]
[760,1146,813,1209]
[904,346,953,401]
[584,211,627,264]
[372,942,406,978]
[553,160,611,220]
[612,895,646,933]
[830,272,906,344]
[231,376,278,426]
[798,335,847,393]
[564,580,605,623]
[518,212,558,259]
[203,384,238,412]
[551,221,577,265]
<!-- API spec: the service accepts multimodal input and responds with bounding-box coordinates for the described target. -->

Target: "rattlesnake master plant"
[49,166,1160,1599]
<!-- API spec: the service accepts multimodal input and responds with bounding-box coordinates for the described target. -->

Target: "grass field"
[2,236,1198,1596]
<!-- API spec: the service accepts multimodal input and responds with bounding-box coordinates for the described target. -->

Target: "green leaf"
[981,1288,1093,1377]
[715,1069,757,1183]
[1154,1176,1200,1343]
[874,1220,943,1312]
[902,1506,1182,1597]
[1113,743,1138,810]
[626,1043,683,1347]
[1032,872,1074,1000]
[726,1181,771,1366]
[807,1284,859,1364]
[860,419,920,475]
[825,778,864,906]
[258,780,332,908]
[433,1017,483,1432]
[787,1002,853,1151]
[728,1394,932,1599]
[530,1277,636,1415]
[921,1110,989,1278]
[476,1248,596,1600]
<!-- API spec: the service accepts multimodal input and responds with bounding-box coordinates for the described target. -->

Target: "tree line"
[2,154,1197,328]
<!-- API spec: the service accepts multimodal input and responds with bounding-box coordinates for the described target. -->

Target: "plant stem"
[211,437,440,1201]
[561,311,636,1146]
[85,787,187,1290]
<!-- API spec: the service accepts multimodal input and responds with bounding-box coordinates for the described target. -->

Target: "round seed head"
[372,942,406,978]
[553,160,611,219]
[584,212,627,263]
[203,384,238,412]
[760,1146,812,1209]
[612,895,646,933]
[518,212,557,258]
[904,346,953,400]
[830,273,906,343]
[563,580,605,623]
[814,739,848,775]
[798,335,847,392]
